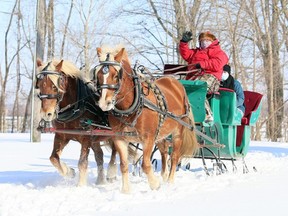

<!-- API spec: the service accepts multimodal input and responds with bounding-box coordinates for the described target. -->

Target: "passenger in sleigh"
[179,30,229,122]
[221,64,245,117]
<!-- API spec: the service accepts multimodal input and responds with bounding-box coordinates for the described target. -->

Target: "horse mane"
[52,59,81,78]
[94,44,128,78]
[39,59,89,91]
[98,44,125,62]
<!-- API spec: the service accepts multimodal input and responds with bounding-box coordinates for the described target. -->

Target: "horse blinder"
[95,62,122,92]
[36,71,65,102]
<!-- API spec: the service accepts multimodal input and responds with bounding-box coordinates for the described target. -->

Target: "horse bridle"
[94,55,143,116]
[36,63,66,102]
[94,53,123,93]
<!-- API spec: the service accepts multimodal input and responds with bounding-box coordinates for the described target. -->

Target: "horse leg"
[114,139,130,193]
[157,140,169,182]
[106,140,117,182]
[142,140,160,190]
[77,143,90,186]
[50,134,75,178]
[168,137,181,183]
[91,141,106,185]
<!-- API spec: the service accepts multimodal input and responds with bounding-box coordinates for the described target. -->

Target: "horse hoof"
[106,177,117,183]
[96,177,106,185]
[150,184,161,190]
[77,182,87,187]
[121,186,131,194]
[162,176,169,183]
[68,168,76,178]
[149,177,160,190]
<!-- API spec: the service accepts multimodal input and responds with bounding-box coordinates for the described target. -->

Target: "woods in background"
[0,0,287,142]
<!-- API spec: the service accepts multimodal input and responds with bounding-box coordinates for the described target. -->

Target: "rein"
[113,68,142,116]
[56,79,102,123]
[96,60,193,135]
[143,98,193,131]
[37,69,102,123]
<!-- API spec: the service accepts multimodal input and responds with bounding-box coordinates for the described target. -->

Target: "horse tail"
[180,108,199,158]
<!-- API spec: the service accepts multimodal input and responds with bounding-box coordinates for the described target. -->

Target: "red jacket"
[179,40,228,80]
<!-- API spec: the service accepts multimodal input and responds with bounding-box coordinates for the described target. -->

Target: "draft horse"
[93,46,199,193]
[36,59,117,186]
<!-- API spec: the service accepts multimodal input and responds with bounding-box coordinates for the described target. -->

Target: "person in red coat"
[179,31,229,93]
[179,31,229,122]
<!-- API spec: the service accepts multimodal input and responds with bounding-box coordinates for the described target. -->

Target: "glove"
[181,31,193,43]
[195,63,201,69]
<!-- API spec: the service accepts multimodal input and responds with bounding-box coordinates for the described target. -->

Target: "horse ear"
[56,60,64,71]
[96,48,102,57]
[37,59,43,67]
[115,48,125,63]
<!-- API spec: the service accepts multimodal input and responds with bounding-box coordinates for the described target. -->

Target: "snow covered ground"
[0,133,288,216]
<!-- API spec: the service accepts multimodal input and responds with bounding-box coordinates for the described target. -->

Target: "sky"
[0,0,27,55]
[0,133,288,216]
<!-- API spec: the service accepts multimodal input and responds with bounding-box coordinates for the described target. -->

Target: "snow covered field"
[0,133,288,216]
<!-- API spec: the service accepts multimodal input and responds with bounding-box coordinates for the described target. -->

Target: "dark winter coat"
[221,76,245,114]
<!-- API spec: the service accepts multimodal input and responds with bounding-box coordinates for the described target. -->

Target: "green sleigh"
[179,79,263,173]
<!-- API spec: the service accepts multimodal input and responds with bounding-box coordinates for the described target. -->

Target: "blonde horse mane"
[38,59,89,91]
[97,44,125,62]
[94,44,127,77]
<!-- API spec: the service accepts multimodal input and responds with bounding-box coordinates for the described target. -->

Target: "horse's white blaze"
[98,73,114,111]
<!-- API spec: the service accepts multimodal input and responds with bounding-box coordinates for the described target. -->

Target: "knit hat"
[223,64,231,74]
[198,31,217,42]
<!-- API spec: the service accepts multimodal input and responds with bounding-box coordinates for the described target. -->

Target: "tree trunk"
[243,0,283,141]
[271,0,283,139]
[47,0,54,59]
[32,0,47,142]
[172,0,201,63]
[12,0,22,133]
[280,0,288,51]
[1,0,18,132]
[22,86,32,132]
[60,0,74,59]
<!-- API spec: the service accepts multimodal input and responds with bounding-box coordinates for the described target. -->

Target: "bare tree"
[118,0,202,67]
[11,0,22,132]
[280,0,288,51]
[32,0,47,142]
[72,0,96,76]
[2,0,287,142]
[171,0,201,63]
[243,0,284,141]
[60,0,74,58]
[0,0,18,132]
[65,0,111,75]
[47,0,55,59]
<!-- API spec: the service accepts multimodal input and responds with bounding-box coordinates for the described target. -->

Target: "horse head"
[94,47,126,111]
[36,59,67,121]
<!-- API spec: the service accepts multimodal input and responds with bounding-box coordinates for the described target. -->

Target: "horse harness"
[36,66,108,126]
[95,60,194,140]
[56,78,104,123]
